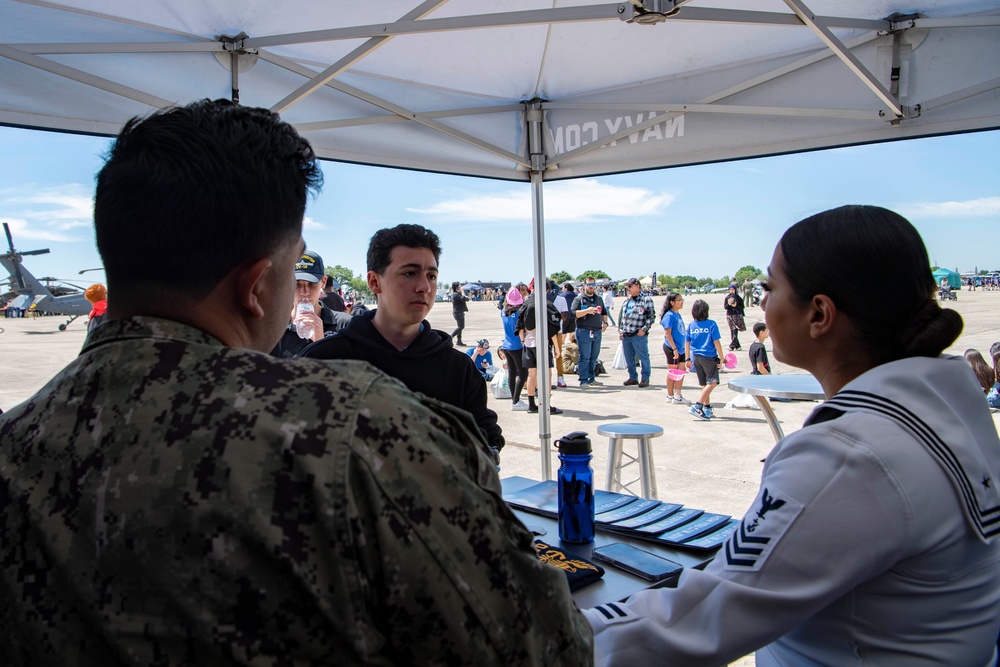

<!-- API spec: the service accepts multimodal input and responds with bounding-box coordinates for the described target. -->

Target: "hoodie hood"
[345,310,453,358]
[300,308,503,450]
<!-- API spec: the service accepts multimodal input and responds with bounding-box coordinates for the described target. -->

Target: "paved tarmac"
[2,288,998,667]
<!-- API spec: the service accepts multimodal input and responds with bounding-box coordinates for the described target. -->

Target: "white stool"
[597,422,664,499]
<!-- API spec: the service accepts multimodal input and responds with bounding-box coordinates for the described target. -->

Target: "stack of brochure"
[502,476,738,551]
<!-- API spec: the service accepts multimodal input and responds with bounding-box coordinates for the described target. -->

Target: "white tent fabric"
[3,0,998,475]
[2,0,999,182]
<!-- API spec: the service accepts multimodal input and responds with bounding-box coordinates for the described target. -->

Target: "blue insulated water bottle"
[557,431,595,543]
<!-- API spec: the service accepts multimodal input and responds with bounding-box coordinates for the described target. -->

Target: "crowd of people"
[966,275,1000,290]
[1,99,998,666]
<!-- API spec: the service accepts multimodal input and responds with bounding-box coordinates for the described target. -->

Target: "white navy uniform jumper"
[585,355,1000,666]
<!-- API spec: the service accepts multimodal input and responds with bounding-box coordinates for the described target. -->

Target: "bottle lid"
[556,431,591,455]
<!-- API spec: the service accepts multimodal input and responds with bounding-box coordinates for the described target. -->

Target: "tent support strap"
[526,100,553,480]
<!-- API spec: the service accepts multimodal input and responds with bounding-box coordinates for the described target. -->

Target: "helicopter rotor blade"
[3,222,13,254]
[2,222,49,290]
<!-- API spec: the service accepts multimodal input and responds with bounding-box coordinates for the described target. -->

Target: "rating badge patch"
[723,486,803,572]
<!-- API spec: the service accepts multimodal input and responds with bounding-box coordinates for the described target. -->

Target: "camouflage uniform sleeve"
[340,374,593,666]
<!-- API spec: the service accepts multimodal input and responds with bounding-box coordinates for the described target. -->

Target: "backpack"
[516,301,562,341]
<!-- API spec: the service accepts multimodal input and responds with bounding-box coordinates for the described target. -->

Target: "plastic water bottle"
[556,431,595,543]
[295,301,315,340]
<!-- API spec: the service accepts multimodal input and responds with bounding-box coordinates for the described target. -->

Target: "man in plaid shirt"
[618,277,656,387]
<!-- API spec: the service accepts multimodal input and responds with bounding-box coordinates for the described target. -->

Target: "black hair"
[366,224,442,274]
[659,291,682,319]
[95,99,322,298]
[779,205,962,365]
[691,299,709,321]
[753,321,768,337]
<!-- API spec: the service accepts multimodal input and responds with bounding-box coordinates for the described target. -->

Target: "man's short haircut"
[95,99,322,298]
[753,321,768,337]
[366,224,442,274]
[691,299,710,321]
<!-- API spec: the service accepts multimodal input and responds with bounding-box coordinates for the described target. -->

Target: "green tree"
[733,265,762,284]
[576,269,610,281]
[324,264,356,287]
[325,265,372,299]
[347,276,372,299]
[550,270,572,285]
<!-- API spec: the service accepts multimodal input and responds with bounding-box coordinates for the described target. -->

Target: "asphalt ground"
[2,289,998,666]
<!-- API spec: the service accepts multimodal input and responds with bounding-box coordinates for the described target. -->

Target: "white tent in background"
[3,0,998,477]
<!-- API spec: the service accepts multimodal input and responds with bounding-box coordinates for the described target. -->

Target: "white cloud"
[303,216,325,229]
[899,197,1000,219]
[1,218,76,243]
[407,179,675,223]
[1,184,92,243]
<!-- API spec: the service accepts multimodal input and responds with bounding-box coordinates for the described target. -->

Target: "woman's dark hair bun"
[896,299,963,360]
[779,205,963,364]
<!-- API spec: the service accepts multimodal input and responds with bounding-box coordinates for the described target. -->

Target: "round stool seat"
[598,422,663,499]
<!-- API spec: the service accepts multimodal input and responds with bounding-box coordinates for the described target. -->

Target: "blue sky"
[2,124,998,291]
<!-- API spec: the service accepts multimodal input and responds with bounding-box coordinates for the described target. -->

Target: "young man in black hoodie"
[301,224,503,463]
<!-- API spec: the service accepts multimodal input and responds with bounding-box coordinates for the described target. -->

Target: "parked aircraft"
[2,222,92,330]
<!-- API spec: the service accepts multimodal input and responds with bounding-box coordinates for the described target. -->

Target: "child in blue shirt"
[466,339,495,380]
[660,292,690,404]
[684,299,724,420]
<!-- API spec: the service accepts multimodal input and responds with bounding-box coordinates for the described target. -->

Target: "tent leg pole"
[526,101,552,480]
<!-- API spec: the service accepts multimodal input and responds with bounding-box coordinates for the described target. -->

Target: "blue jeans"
[576,328,602,384]
[622,334,651,382]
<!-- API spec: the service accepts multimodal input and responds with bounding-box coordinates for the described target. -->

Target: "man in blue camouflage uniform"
[0,99,592,666]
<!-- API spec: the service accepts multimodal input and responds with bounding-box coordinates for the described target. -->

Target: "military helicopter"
[2,222,93,330]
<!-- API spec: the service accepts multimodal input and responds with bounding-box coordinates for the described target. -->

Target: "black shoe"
[638,380,649,388]
[528,405,563,415]
[527,405,538,413]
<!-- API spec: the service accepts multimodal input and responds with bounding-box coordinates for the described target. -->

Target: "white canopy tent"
[3,0,999,476]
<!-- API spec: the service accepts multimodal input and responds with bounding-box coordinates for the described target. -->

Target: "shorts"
[663,343,685,365]
[693,355,721,386]
[562,316,577,335]
[522,345,554,369]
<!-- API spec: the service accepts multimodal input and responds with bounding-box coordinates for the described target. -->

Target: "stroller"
[939,285,958,301]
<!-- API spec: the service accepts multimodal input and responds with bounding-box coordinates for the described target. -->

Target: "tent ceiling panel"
[2,0,998,180]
